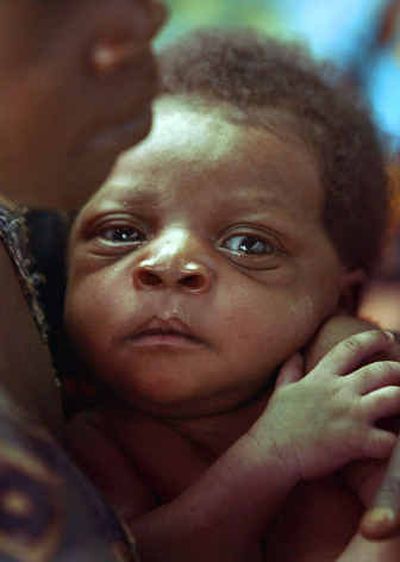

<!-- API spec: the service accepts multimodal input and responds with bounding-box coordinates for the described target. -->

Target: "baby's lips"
[131,315,200,341]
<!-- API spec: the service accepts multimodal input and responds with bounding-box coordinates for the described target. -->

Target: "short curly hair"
[159,28,389,275]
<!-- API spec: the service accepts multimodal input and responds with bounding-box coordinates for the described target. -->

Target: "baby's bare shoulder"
[78,407,210,504]
[65,410,156,520]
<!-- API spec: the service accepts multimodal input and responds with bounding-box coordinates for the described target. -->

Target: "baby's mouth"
[128,317,206,347]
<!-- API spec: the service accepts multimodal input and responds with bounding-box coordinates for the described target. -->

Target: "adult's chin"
[58,108,153,209]
[0,108,153,210]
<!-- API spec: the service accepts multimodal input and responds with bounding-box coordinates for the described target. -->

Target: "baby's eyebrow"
[220,187,286,212]
[104,182,163,209]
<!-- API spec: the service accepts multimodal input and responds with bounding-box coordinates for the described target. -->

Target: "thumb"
[275,352,304,388]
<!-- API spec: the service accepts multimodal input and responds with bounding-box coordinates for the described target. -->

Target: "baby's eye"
[218,228,284,270]
[99,225,146,245]
[222,234,274,255]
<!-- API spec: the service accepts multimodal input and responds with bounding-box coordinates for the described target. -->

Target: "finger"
[311,330,395,378]
[362,387,400,421]
[362,428,396,460]
[354,361,400,395]
[305,315,376,370]
[275,353,304,387]
[344,459,386,507]
[372,331,400,362]
[360,435,400,540]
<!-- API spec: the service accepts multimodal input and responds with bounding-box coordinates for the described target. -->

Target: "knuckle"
[343,334,362,351]
[359,329,392,349]
[341,336,363,354]
[339,330,383,353]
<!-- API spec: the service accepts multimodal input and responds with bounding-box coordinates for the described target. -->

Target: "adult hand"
[307,316,400,540]
[250,330,400,482]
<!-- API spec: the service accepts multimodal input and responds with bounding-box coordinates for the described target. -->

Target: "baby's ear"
[338,268,367,314]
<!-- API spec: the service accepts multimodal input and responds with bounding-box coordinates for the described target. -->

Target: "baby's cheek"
[64,286,105,355]
[225,296,326,374]
[285,293,336,339]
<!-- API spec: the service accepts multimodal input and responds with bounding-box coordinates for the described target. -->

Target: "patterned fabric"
[0,206,48,343]
[0,205,139,561]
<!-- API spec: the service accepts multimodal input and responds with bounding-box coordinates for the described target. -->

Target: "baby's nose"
[90,0,167,75]
[133,259,212,294]
[133,227,214,294]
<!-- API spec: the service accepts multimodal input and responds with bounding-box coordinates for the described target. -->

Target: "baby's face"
[65,98,353,417]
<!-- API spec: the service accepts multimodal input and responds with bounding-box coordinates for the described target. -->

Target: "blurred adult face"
[0,0,166,208]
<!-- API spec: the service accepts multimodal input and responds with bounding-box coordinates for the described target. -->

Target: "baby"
[64,30,400,560]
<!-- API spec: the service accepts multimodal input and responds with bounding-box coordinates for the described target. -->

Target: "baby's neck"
[156,390,271,457]
[102,386,274,457]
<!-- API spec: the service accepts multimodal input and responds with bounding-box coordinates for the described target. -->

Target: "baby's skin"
[67,329,400,561]
[64,96,400,561]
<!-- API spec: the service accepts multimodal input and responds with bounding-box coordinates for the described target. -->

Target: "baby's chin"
[114,380,263,421]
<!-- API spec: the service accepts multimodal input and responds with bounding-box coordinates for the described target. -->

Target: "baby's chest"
[127,423,209,504]
[263,475,362,562]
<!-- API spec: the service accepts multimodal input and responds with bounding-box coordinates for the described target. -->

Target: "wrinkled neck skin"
[164,390,271,457]
[104,381,274,458]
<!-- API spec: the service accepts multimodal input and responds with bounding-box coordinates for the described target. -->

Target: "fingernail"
[384,331,395,342]
[361,507,398,537]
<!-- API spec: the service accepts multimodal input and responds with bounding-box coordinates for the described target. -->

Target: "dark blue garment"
[0,399,138,561]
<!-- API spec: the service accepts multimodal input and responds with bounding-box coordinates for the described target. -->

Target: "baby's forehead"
[74,95,322,226]
[78,100,255,204]
[105,96,314,175]
[133,96,247,164]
